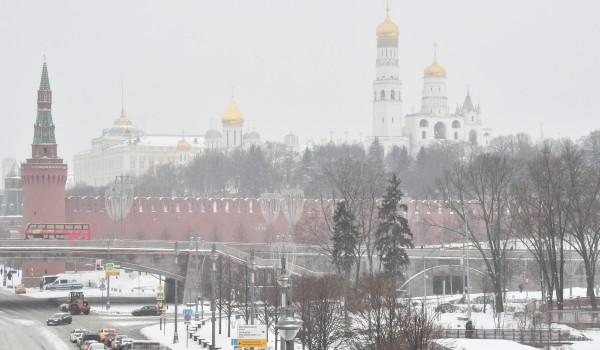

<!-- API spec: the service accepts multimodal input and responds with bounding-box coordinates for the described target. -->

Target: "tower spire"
[121,81,126,117]
[39,56,51,91]
[33,58,56,147]
[433,42,438,62]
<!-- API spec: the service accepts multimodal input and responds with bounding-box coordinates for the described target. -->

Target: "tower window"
[422,131,426,139]
[392,117,394,123]
[380,90,385,100]
[419,119,429,127]
[391,90,395,100]
[454,131,458,140]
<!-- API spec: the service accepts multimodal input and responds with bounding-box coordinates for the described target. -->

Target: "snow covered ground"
[2,267,599,350]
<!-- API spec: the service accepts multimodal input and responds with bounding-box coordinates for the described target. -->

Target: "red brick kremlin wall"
[64,197,468,246]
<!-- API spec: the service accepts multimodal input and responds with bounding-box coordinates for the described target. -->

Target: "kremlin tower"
[21,58,68,224]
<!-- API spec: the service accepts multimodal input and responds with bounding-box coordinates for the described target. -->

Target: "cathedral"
[366,5,491,155]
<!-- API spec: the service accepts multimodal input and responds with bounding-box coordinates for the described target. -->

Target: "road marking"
[39,328,69,350]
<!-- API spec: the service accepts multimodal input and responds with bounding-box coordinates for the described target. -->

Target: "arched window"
[419,119,429,127]
[434,122,447,140]
[380,90,385,100]
[469,130,478,145]
[391,90,395,100]
[452,120,461,128]
[422,131,426,139]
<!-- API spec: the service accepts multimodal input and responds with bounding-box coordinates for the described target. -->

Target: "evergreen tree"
[375,173,413,285]
[331,201,359,276]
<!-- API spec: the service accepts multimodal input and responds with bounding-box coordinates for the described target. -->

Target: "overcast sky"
[1,0,599,166]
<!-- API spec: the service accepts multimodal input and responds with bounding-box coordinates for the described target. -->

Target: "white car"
[89,343,105,350]
[70,328,88,343]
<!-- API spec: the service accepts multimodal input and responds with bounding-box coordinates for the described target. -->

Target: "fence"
[435,328,571,346]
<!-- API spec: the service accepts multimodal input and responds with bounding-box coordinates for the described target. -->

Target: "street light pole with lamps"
[249,249,257,325]
[173,241,180,344]
[210,243,219,350]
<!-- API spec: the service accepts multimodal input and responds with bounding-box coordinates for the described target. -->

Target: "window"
[419,119,429,127]
[391,90,395,100]
[452,120,461,128]
[422,131,426,139]
[380,90,385,100]
[454,132,458,140]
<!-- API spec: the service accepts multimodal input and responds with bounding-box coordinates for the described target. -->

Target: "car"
[131,305,160,316]
[89,343,105,350]
[15,284,26,294]
[118,338,135,350]
[111,334,128,350]
[70,328,88,343]
[46,312,72,325]
[81,340,98,350]
[105,331,119,347]
[99,328,117,342]
[78,333,101,347]
[45,278,84,290]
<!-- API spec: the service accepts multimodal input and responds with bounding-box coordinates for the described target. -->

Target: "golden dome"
[424,59,446,77]
[113,108,133,126]
[221,98,244,126]
[376,7,399,38]
[424,44,446,77]
[176,137,192,152]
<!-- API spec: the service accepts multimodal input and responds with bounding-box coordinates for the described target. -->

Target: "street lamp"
[173,241,180,344]
[190,234,203,321]
[106,237,111,310]
[276,256,291,350]
[277,306,302,350]
[249,249,257,325]
[210,243,219,350]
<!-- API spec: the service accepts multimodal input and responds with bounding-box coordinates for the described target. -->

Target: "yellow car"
[98,328,116,341]
[15,284,26,294]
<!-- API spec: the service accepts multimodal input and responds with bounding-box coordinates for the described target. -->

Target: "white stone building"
[367,5,491,155]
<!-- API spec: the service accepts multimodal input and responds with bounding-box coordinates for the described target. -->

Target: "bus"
[24,223,92,240]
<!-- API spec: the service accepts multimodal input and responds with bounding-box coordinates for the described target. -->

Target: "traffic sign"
[238,324,267,347]
[156,292,165,301]
[184,313,191,321]
[100,278,106,284]
[183,308,193,315]
[99,283,106,291]
[157,284,164,292]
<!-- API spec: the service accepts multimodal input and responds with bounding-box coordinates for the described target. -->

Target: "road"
[0,291,163,349]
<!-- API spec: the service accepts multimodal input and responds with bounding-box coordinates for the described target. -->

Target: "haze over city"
[1,0,599,164]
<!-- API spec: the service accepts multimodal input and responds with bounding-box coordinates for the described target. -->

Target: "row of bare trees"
[201,253,441,350]
[434,132,600,314]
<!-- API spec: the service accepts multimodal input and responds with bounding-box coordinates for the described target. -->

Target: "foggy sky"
[1,0,599,166]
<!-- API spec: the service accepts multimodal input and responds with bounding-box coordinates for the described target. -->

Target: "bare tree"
[295,274,347,350]
[437,152,519,316]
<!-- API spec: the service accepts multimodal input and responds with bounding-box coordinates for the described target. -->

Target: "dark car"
[131,305,159,316]
[46,312,72,325]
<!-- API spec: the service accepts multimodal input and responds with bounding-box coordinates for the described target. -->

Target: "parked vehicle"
[131,305,160,316]
[78,333,101,347]
[70,328,88,343]
[15,284,26,294]
[46,312,72,325]
[40,274,59,289]
[46,278,83,290]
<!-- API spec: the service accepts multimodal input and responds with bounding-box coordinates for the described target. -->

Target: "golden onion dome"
[113,108,133,126]
[221,98,244,126]
[424,59,446,77]
[376,7,399,38]
[176,137,192,152]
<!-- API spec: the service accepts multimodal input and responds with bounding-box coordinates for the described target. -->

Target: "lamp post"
[249,249,257,325]
[461,202,471,321]
[190,234,203,321]
[173,241,179,344]
[210,243,219,350]
[277,256,290,350]
[277,306,302,350]
[106,237,111,310]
